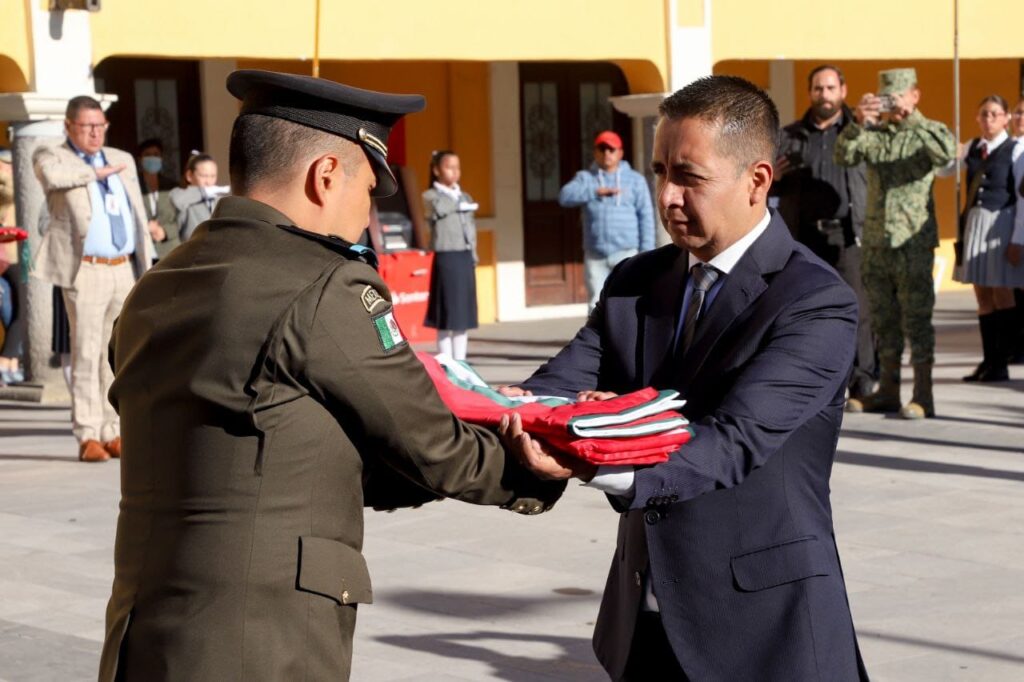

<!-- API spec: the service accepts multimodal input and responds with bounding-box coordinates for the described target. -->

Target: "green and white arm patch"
[372,309,407,354]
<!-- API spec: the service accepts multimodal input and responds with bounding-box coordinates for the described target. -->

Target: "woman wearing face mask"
[137,138,179,260]
[169,152,230,241]
[941,95,1024,381]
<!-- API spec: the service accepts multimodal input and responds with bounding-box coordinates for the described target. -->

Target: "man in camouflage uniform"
[835,68,956,418]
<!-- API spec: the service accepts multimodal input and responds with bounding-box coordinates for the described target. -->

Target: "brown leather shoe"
[79,439,110,462]
[103,437,122,459]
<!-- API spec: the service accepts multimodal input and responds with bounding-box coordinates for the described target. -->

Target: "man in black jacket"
[772,64,876,400]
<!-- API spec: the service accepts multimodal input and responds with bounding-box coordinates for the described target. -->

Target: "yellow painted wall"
[713,0,1024,62]
[0,0,31,93]
[476,230,497,324]
[235,59,494,217]
[717,58,1021,291]
[89,0,667,88]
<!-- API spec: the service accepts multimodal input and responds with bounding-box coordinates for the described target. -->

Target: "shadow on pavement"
[0,427,74,438]
[0,454,78,462]
[374,630,604,682]
[841,429,1024,455]
[858,629,1024,664]
[379,588,599,620]
[836,451,1024,482]
[931,414,1024,430]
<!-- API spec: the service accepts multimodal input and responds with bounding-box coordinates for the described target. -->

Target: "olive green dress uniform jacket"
[100,196,564,681]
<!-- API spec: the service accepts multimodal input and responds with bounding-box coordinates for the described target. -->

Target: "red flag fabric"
[418,352,692,465]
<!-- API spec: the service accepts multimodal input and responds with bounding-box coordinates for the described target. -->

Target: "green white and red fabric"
[417,352,694,465]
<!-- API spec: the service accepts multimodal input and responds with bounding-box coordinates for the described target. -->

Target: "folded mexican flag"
[417,352,693,465]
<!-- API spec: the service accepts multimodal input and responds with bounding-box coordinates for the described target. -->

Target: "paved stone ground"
[0,290,1022,681]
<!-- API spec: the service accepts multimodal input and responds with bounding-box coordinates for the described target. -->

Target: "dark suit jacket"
[522,212,868,681]
[100,197,563,681]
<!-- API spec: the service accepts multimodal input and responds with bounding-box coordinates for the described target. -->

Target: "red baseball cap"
[593,130,623,149]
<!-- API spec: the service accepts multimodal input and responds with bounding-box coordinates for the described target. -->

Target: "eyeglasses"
[70,122,110,132]
[1012,112,1024,118]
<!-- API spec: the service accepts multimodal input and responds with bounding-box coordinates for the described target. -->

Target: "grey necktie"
[679,263,720,353]
[89,154,128,250]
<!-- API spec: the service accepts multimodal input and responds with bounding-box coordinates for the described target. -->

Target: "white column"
[0,5,114,398]
[668,0,714,91]
[199,59,238,185]
[486,62,526,322]
[769,60,796,125]
[610,94,670,248]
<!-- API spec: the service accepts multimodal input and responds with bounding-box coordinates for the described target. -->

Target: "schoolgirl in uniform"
[949,95,1024,381]
[422,150,478,360]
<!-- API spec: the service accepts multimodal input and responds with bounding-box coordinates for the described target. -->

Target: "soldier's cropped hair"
[808,64,845,88]
[659,76,779,170]
[65,96,103,121]
[229,114,364,194]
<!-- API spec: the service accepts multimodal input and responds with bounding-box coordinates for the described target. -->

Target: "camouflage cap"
[878,68,917,95]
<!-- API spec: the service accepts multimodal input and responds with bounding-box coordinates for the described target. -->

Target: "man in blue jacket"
[559,131,655,310]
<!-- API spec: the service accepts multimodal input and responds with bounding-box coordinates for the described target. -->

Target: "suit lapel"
[675,213,795,388]
[642,248,689,386]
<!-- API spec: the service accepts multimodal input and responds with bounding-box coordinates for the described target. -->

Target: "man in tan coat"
[99,70,565,681]
[33,96,155,461]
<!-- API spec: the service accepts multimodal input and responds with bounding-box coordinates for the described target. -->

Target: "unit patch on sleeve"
[372,310,407,353]
[361,285,388,314]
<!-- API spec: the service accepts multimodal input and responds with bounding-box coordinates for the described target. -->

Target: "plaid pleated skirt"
[955,206,1024,287]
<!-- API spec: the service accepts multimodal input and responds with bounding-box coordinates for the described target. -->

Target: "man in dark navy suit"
[504,76,868,681]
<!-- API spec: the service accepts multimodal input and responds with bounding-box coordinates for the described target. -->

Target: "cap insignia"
[358,128,388,158]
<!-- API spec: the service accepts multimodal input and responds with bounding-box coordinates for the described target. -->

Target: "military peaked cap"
[226,69,425,197]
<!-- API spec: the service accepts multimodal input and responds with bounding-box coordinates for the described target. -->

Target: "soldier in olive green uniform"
[835,68,956,418]
[98,71,565,682]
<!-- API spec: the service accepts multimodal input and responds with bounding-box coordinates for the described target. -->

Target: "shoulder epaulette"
[276,224,379,269]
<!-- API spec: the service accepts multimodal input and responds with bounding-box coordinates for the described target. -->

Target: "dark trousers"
[833,244,878,393]
[622,612,688,681]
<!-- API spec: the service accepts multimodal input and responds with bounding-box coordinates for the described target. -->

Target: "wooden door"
[519,62,631,306]
[94,58,204,182]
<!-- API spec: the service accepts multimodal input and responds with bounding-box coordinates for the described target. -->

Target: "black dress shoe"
[963,362,988,382]
[976,364,1009,382]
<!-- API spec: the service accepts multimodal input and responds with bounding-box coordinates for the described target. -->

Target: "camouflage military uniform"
[835,73,956,419]
[835,108,956,366]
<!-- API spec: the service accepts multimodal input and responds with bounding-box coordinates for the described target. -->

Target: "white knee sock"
[437,330,454,357]
[452,330,468,361]
[61,353,72,391]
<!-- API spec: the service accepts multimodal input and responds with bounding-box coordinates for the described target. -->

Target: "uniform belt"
[815,219,843,232]
[81,254,131,266]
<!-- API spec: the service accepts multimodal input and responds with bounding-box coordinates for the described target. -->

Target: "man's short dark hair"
[658,76,779,169]
[807,65,845,89]
[66,96,103,121]
[229,114,363,194]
